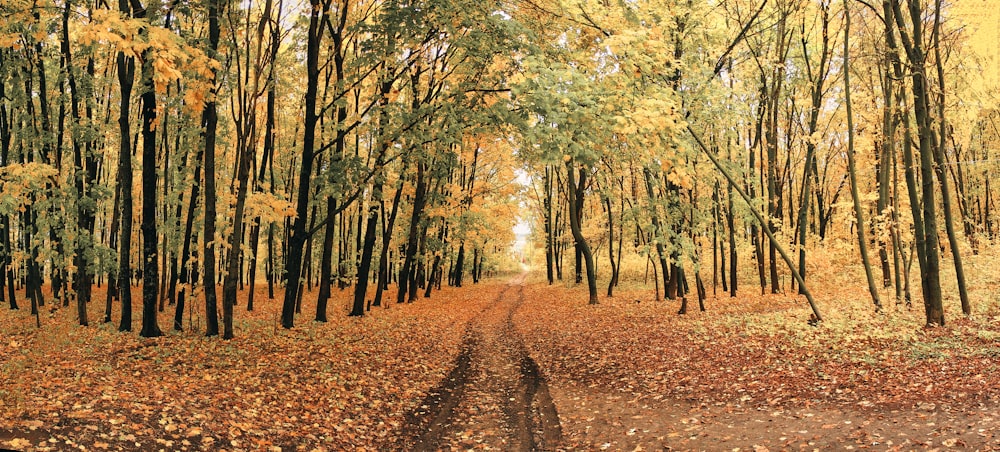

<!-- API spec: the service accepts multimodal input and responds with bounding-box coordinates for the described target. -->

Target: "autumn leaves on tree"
[0,0,992,336]
[0,0,521,337]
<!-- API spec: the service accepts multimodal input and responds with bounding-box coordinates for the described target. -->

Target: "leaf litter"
[3,272,1000,450]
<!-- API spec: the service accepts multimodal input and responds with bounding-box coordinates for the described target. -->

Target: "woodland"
[3,0,1000,449]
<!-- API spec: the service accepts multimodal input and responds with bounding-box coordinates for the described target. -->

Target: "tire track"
[404,274,562,450]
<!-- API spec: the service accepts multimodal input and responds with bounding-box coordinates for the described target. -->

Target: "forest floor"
[3,256,1000,451]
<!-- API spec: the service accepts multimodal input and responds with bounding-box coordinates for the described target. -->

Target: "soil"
[6,274,1000,451]
[403,274,562,451]
[404,275,1000,451]
[549,385,1000,450]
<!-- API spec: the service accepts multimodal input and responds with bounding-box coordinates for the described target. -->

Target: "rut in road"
[404,275,562,450]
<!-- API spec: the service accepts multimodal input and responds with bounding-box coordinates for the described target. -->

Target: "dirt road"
[403,274,562,450]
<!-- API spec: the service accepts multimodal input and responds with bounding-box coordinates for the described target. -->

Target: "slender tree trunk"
[689,126,823,322]
[930,0,970,316]
[116,0,136,332]
[282,0,328,328]
[727,176,737,297]
[373,160,406,307]
[62,0,94,325]
[137,0,162,338]
[603,190,617,297]
[544,166,554,284]
[566,160,598,305]
[843,1,882,311]
[397,161,427,303]
[642,168,671,299]
[0,64,14,311]
[201,0,223,337]
[890,0,944,325]
[796,3,831,295]
[877,32,895,290]
[173,142,202,331]
[248,7,280,311]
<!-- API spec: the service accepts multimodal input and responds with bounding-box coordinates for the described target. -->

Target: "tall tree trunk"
[603,188,618,297]
[0,59,15,311]
[689,126,823,322]
[62,0,94,325]
[544,165,554,285]
[352,194,379,316]
[727,174,737,297]
[889,0,944,325]
[282,0,328,328]
[173,142,202,331]
[315,197,336,321]
[201,0,223,337]
[248,5,280,311]
[843,1,882,311]
[116,0,136,332]
[796,2,831,294]
[373,160,407,307]
[877,33,895,290]
[930,0,970,316]
[137,0,162,339]
[642,168,671,299]
[315,1,349,319]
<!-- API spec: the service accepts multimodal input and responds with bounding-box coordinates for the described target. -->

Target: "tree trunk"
[843,1,882,312]
[889,0,944,325]
[116,0,135,332]
[930,0,970,316]
[397,160,427,303]
[689,126,823,322]
[137,0,162,338]
[566,160,598,305]
[282,0,329,328]
[201,0,223,337]
[62,0,96,325]
[544,166,554,284]
[373,160,407,307]
[642,168,671,299]
[0,60,15,311]
[603,189,618,297]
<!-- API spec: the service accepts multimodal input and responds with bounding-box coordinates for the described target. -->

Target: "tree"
[843,0,881,312]
[204,0,227,338]
[280,0,329,329]
[565,159,598,304]
[116,0,136,333]
[136,0,163,339]
[888,0,944,326]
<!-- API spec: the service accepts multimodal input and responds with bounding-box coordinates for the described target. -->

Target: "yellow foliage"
[0,33,20,49]
[244,193,296,223]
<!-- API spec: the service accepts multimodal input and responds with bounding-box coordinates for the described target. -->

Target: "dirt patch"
[404,332,478,449]
[515,281,1000,450]
[550,385,1000,450]
[404,274,563,450]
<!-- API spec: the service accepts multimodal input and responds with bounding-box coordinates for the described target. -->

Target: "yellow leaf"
[7,438,31,449]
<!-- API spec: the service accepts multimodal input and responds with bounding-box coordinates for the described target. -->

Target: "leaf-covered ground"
[516,280,1000,450]
[3,257,1000,451]
[1,283,499,451]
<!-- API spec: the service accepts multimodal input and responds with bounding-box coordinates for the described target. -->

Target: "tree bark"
[930,0,970,316]
[889,0,944,325]
[136,0,162,338]
[116,0,137,332]
[201,0,223,337]
[282,0,329,328]
[843,0,882,311]
[566,160,598,305]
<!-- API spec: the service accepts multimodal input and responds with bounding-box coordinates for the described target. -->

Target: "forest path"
[403,273,562,451]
